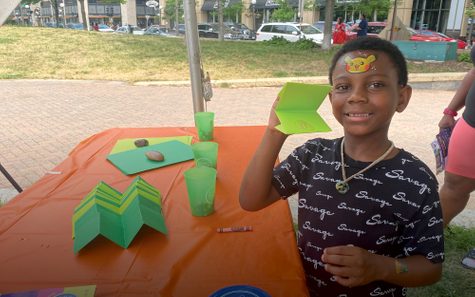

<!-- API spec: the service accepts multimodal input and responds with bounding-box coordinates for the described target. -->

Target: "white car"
[98,24,114,33]
[115,25,145,35]
[256,22,324,44]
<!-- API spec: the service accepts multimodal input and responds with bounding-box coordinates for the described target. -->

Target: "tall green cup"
[194,112,215,141]
[191,141,218,168]
[183,166,217,216]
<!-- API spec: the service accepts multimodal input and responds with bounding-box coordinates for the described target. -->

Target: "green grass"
[0,25,472,82]
[408,225,475,297]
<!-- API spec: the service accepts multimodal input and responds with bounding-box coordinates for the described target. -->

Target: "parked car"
[225,22,256,40]
[115,25,145,35]
[172,24,186,35]
[144,25,173,37]
[256,22,324,44]
[44,22,64,28]
[345,21,386,41]
[408,28,467,49]
[65,23,83,30]
[197,23,242,40]
[313,21,337,33]
[98,24,114,33]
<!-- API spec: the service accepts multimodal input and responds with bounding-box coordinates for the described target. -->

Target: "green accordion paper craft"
[72,176,168,253]
[275,82,332,134]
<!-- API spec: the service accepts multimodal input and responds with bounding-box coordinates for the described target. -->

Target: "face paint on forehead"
[343,53,377,74]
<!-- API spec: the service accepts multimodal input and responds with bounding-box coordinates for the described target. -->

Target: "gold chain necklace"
[335,138,395,194]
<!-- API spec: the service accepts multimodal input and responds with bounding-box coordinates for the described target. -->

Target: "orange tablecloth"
[0,126,309,297]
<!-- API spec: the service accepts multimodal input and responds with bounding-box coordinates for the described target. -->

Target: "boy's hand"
[267,96,281,131]
[322,245,382,287]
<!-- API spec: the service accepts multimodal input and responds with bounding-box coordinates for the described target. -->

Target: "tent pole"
[183,0,205,114]
[0,163,22,193]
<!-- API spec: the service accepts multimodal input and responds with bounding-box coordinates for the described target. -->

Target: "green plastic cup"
[192,141,218,168]
[194,112,215,141]
[184,166,217,216]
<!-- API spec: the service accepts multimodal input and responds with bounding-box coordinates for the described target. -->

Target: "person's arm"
[239,98,288,211]
[439,67,475,129]
[322,245,442,288]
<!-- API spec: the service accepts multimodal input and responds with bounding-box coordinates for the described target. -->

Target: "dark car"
[197,23,242,40]
[173,24,186,35]
[144,25,172,37]
[225,22,256,40]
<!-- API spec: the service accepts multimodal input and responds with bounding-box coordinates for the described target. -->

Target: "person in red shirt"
[333,17,346,44]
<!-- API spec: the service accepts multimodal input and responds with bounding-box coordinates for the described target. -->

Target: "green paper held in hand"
[275,82,332,134]
[194,112,215,141]
[192,141,218,168]
[184,166,217,216]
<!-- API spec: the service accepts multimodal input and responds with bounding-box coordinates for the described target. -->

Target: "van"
[256,22,324,44]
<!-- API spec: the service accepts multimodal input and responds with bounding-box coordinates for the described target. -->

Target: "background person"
[438,46,475,269]
[239,38,443,296]
[333,17,346,44]
[356,14,368,37]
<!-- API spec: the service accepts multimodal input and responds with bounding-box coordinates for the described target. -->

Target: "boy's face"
[329,50,411,138]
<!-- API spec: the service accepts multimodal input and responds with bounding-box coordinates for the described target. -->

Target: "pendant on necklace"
[336,181,349,194]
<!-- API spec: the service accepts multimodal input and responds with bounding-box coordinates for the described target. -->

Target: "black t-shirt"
[272,138,444,297]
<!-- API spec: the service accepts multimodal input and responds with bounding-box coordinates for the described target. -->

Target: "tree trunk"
[51,0,60,27]
[77,0,88,30]
[218,0,224,41]
[321,0,335,50]
[175,0,179,35]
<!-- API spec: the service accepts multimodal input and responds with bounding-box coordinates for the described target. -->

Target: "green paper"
[275,82,332,134]
[107,140,194,175]
[110,136,193,154]
[72,177,168,253]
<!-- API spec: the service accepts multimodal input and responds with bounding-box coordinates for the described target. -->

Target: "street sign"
[146,0,159,8]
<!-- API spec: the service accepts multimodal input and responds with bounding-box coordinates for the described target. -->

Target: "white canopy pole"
[0,0,22,26]
[183,0,205,113]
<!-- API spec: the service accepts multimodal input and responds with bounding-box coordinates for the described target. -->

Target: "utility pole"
[183,0,205,113]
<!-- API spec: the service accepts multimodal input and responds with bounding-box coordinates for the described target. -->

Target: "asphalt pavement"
[0,76,474,227]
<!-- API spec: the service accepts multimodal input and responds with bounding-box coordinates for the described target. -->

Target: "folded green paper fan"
[72,176,167,253]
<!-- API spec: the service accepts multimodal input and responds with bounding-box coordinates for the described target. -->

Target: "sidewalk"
[0,76,473,227]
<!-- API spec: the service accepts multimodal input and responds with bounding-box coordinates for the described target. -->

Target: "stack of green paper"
[275,82,332,134]
[72,176,167,253]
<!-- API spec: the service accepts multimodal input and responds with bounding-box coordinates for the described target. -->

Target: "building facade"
[10,0,473,38]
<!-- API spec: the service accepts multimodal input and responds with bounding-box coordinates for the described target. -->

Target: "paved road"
[0,79,473,226]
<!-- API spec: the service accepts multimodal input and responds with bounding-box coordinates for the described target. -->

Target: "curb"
[133,72,467,88]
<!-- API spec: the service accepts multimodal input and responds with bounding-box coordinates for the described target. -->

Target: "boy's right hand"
[267,97,287,138]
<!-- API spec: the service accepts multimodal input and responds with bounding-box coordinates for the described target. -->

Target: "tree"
[356,0,390,21]
[321,0,334,50]
[164,0,184,29]
[270,0,294,22]
[224,2,243,23]
[77,0,87,30]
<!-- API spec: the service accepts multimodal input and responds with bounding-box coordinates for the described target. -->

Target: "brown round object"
[145,151,164,162]
[134,139,149,147]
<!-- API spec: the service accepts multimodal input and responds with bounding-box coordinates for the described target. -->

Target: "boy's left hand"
[322,245,381,287]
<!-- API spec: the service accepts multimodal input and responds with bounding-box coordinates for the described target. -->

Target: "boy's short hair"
[329,37,408,86]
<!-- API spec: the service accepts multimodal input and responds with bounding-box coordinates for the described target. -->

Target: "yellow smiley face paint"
[344,54,376,73]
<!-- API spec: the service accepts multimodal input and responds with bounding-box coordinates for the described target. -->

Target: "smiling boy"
[239,38,444,296]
